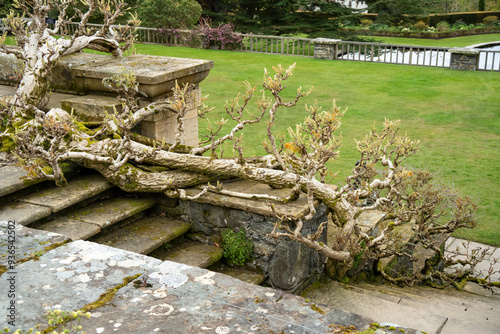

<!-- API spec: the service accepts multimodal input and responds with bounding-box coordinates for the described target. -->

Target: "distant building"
[335,0,368,11]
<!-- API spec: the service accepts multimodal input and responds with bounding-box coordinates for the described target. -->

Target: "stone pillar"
[139,85,201,147]
[0,51,214,147]
[314,38,341,60]
[449,48,480,70]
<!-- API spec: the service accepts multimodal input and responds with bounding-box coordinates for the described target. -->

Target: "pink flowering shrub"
[198,21,242,50]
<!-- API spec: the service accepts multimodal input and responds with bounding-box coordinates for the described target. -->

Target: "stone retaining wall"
[180,200,328,291]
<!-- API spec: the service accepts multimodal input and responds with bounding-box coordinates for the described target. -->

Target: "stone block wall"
[313,38,341,60]
[178,199,328,292]
[449,48,480,70]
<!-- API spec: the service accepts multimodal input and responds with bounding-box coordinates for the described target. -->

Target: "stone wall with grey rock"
[449,48,479,70]
[177,200,328,292]
[313,38,341,60]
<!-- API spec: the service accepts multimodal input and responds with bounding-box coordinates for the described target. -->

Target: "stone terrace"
[0,221,375,333]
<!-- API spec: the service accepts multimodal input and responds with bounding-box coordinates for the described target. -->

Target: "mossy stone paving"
[63,196,156,228]
[0,201,52,226]
[0,238,162,330]
[19,173,113,212]
[0,165,42,197]
[0,220,69,267]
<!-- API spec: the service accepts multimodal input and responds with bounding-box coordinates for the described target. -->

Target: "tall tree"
[364,0,439,24]
[479,0,486,11]
[138,0,202,29]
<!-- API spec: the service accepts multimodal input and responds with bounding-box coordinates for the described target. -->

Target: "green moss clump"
[221,228,253,266]
[0,134,16,152]
[310,304,325,315]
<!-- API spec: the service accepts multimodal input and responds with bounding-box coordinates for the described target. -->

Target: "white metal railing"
[336,41,450,68]
[477,50,500,71]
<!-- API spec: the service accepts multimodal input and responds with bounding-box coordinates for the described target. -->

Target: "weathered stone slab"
[1,52,213,96]
[303,280,446,334]
[19,173,113,213]
[91,216,191,254]
[61,94,123,122]
[139,106,199,145]
[0,84,15,97]
[0,221,69,266]
[70,261,372,333]
[38,218,101,240]
[0,165,41,198]
[159,240,223,268]
[218,267,266,285]
[70,55,213,97]
[0,239,162,330]
[0,201,52,226]
[68,197,155,228]
[184,179,319,219]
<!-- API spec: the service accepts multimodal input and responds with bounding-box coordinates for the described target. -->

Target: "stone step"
[302,280,449,334]
[61,94,122,122]
[0,162,81,199]
[38,196,156,240]
[217,267,266,285]
[354,281,500,315]
[0,164,42,198]
[158,240,223,269]
[90,216,191,255]
[0,172,113,226]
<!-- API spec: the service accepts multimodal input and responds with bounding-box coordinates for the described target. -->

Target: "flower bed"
[342,18,500,39]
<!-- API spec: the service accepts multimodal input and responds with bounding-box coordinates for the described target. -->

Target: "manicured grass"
[371,33,500,47]
[134,43,500,246]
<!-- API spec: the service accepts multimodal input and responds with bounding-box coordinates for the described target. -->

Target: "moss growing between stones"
[310,304,325,315]
[80,273,141,313]
[16,240,71,265]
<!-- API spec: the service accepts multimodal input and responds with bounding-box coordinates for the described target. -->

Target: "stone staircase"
[0,163,266,284]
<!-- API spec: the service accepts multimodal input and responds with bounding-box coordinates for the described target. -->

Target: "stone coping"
[184,179,324,219]
[0,52,214,97]
[449,47,480,55]
[314,38,342,44]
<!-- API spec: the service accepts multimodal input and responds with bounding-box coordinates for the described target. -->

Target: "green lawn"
[133,42,500,246]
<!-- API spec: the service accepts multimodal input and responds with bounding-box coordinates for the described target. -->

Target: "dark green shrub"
[221,228,253,266]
